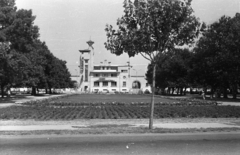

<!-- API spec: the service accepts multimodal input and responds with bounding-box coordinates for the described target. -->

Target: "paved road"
[1,133,240,155]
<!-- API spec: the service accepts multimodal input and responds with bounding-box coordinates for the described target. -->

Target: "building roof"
[131,75,145,78]
[79,49,90,54]
[94,79,117,82]
[91,70,119,73]
[94,65,119,67]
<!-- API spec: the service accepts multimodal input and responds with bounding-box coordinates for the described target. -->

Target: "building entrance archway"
[132,81,141,89]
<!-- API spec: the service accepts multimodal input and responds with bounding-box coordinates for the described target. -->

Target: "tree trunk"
[210,87,214,99]
[171,87,174,94]
[31,87,36,96]
[190,88,193,94]
[231,85,237,99]
[49,88,52,94]
[223,88,228,99]
[180,87,183,96]
[160,87,165,95]
[167,87,170,94]
[149,64,156,129]
[1,84,4,98]
[216,89,221,98]
[45,88,48,94]
[184,87,187,95]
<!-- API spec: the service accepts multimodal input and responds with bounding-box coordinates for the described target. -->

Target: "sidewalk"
[1,118,240,131]
[0,123,240,131]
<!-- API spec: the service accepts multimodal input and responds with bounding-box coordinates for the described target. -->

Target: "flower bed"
[21,99,218,107]
[1,102,240,120]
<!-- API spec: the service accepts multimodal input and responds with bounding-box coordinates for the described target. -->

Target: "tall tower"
[79,40,94,92]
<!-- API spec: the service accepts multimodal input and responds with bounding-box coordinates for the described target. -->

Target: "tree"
[192,13,240,99]
[0,42,29,97]
[0,0,72,96]
[105,0,201,129]
[43,53,72,94]
[0,0,43,95]
[146,48,192,95]
[0,43,13,97]
[0,0,16,42]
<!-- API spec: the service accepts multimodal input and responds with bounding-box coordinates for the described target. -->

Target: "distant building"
[76,40,151,93]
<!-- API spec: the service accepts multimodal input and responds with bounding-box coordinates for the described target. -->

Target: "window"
[94,66,100,70]
[111,67,117,71]
[123,81,126,87]
[111,81,117,87]
[103,74,108,77]
[103,81,108,87]
[111,73,117,77]
[84,59,89,63]
[121,70,127,73]
[94,74,99,77]
[94,82,99,87]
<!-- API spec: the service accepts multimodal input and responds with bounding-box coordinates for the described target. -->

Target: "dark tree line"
[146,13,240,99]
[0,0,73,97]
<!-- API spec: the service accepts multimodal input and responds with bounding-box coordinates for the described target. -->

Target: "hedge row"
[21,100,219,107]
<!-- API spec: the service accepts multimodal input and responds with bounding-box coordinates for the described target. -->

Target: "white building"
[77,40,151,94]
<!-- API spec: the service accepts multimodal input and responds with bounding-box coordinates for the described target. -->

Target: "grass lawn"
[53,94,177,103]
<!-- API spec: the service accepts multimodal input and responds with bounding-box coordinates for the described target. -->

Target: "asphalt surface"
[1,133,240,155]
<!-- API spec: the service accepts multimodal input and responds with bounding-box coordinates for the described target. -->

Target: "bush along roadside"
[0,102,240,120]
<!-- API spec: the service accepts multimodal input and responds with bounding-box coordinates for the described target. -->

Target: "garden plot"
[1,100,240,120]
[1,94,240,120]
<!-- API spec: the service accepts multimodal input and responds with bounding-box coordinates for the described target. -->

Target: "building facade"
[77,40,151,93]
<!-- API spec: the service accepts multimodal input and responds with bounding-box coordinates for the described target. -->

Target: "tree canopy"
[146,48,192,95]
[145,13,240,99]
[105,0,201,62]
[191,13,240,99]
[0,0,73,97]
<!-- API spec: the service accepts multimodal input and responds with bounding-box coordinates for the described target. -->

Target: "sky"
[15,0,240,76]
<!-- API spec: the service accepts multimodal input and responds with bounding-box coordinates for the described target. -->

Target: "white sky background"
[15,0,240,76]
